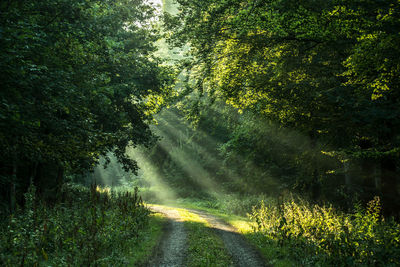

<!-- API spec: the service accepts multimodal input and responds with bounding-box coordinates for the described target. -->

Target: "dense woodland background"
[135,0,399,215]
[1,0,400,265]
[0,0,174,212]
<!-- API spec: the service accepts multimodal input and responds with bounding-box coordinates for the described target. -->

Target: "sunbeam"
[126,146,178,203]
[156,129,223,195]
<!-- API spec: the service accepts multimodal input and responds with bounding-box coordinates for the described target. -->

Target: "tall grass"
[249,196,400,266]
[0,183,150,266]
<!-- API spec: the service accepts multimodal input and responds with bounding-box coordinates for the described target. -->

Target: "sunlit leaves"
[165,0,400,155]
[250,197,400,265]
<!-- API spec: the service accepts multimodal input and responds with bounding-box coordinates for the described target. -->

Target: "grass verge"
[128,212,167,266]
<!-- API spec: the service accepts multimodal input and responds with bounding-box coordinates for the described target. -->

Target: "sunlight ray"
[156,131,223,195]
[126,146,177,203]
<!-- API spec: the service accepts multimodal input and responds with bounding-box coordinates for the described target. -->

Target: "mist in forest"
[87,0,398,213]
[96,103,328,208]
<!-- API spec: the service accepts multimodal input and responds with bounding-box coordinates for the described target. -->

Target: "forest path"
[146,205,187,267]
[186,208,268,267]
[147,205,268,267]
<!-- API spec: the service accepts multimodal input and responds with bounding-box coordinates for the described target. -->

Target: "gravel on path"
[147,206,187,267]
[147,205,268,267]
[187,208,269,267]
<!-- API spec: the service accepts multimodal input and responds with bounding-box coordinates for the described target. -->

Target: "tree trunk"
[30,162,38,186]
[381,157,399,215]
[344,160,352,189]
[34,163,44,196]
[374,162,382,192]
[309,132,320,200]
[10,150,17,213]
[56,165,64,200]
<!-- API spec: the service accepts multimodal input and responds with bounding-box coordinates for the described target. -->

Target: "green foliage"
[0,183,150,266]
[165,0,400,154]
[0,0,175,186]
[127,212,167,265]
[163,0,400,212]
[217,194,268,217]
[249,197,400,266]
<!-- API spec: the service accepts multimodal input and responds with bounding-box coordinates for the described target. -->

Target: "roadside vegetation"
[249,196,400,266]
[163,195,400,266]
[0,184,160,266]
[128,212,166,266]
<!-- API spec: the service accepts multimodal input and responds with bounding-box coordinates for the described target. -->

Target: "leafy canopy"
[0,0,175,173]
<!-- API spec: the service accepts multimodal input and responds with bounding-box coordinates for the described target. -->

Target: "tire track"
[147,206,187,267]
[187,209,269,267]
[147,205,268,267]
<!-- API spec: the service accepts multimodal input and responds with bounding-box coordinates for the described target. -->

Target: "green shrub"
[249,196,400,266]
[0,183,149,266]
[219,194,270,216]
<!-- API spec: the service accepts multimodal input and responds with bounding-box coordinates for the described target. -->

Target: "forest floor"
[146,205,268,267]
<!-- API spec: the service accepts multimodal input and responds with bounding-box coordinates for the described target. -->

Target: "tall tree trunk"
[10,149,17,213]
[381,157,399,215]
[34,163,44,196]
[30,162,38,186]
[344,160,352,189]
[56,165,64,200]
[309,132,320,200]
[374,162,382,192]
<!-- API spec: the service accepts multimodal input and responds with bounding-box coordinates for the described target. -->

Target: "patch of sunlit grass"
[178,200,256,234]
[172,197,255,226]
[229,219,254,233]
[178,208,209,224]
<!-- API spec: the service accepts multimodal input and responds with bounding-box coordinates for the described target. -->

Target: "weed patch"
[0,184,154,266]
[249,197,400,266]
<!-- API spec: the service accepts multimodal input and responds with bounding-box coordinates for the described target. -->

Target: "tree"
[0,0,174,208]
[164,0,400,211]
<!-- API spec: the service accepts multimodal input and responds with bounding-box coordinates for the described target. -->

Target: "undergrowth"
[0,183,150,266]
[172,194,400,266]
[174,193,269,217]
[249,196,400,266]
[128,212,166,265]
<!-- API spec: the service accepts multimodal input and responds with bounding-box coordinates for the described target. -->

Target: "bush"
[249,196,400,266]
[219,194,270,216]
[0,183,149,266]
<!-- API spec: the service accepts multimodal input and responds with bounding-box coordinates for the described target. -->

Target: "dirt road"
[187,208,267,267]
[147,206,187,267]
[148,205,267,267]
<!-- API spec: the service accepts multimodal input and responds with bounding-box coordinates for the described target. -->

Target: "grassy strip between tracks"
[171,199,295,266]
[178,208,233,267]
